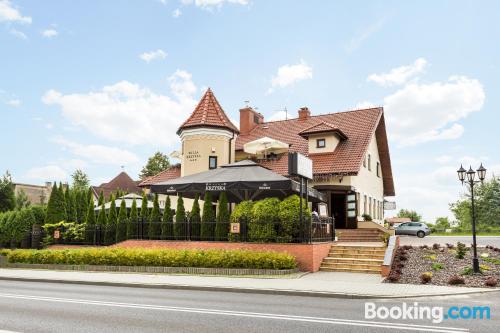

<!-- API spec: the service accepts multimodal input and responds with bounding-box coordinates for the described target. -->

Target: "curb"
[1,276,499,299]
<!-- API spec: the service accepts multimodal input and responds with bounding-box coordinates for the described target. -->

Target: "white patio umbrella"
[243,137,289,155]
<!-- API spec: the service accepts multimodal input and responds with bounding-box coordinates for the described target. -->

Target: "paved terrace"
[0,269,495,299]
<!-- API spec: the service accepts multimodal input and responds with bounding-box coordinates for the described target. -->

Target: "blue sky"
[1,0,499,222]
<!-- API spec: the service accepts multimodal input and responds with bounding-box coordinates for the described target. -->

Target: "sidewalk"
[0,268,497,298]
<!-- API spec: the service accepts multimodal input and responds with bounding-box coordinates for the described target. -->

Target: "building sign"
[186,150,201,162]
[288,152,313,180]
[53,230,60,239]
[230,223,240,234]
[384,201,396,210]
[205,183,226,191]
[166,186,176,193]
[258,182,271,190]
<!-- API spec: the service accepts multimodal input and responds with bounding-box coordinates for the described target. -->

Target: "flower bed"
[385,243,500,288]
[5,248,297,270]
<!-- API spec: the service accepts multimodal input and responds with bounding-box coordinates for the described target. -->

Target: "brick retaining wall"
[114,240,334,272]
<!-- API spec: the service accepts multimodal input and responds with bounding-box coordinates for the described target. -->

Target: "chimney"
[298,107,311,120]
[239,107,264,135]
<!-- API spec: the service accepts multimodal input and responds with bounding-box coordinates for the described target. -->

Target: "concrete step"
[320,262,383,270]
[328,252,385,260]
[323,257,384,264]
[319,267,381,274]
[331,246,386,251]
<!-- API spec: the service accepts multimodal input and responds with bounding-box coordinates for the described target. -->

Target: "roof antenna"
[120,165,125,171]
[274,107,288,120]
[244,100,250,107]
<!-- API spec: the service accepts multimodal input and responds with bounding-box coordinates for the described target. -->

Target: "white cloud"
[368,58,427,87]
[346,16,386,52]
[41,29,58,38]
[268,60,312,94]
[139,49,167,63]
[267,111,291,122]
[52,137,140,166]
[42,70,198,146]
[6,98,21,107]
[9,28,26,39]
[435,155,452,164]
[0,0,31,24]
[182,0,249,10]
[45,123,54,130]
[172,8,182,18]
[25,165,68,182]
[354,101,376,109]
[384,76,485,146]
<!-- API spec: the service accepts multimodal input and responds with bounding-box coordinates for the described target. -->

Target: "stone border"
[0,259,299,276]
[381,235,399,277]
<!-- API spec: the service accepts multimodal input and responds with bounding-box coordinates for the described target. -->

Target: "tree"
[140,195,149,238]
[105,195,117,244]
[139,151,170,179]
[71,169,90,191]
[84,195,96,244]
[161,196,173,240]
[190,194,201,240]
[128,199,138,239]
[201,192,215,240]
[174,195,186,239]
[97,204,107,226]
[65,187,76,222]
[215,192,230,241]
[432,217,451,232]
[98,191,105,206]
[148,193,161,239]
[397,209,421,222]
[116,199,128,243]
[15,189,30,210]
[0,171,16,212]
[44,182,67,224]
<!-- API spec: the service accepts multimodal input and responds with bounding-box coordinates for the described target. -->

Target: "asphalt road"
[399,236,500,247]
[0,280,498,333]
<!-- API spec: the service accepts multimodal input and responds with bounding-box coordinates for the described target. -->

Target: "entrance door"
[331,193,347,229]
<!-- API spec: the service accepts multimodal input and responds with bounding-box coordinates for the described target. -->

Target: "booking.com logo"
[365,302,491,324]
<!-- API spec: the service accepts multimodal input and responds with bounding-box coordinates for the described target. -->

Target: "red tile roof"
[177,88,239,134]
[92,172,142,198]
[235,107,395,196]
[138,165,181,187]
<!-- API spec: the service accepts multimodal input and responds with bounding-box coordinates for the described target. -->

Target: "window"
[316,138,326,148]
[363,155,366,168]
[209,156,217,169]
[376,162,380,177]
[363,195,367,214]
[368,154,372,171]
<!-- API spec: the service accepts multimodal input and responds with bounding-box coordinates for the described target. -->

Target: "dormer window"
[368,154,372,171]
[316,138,326,148]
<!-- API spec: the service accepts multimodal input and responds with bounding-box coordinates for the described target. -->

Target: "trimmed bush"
[201,192,215,240]
[448,275,465,285]
[174,196,186,240]
[116,199,128,243]
[456,242,467,259]
[485,277,498,287]
[249,197,280,242]
[128,199,138,239]
[189,194,201,241]
[215,192,230,241]
[161,196,173,240]
[140,195,149,237]
[420,272,433,284]
[278,195,310,242]
[7,248,297,270]
[149,193,161,239]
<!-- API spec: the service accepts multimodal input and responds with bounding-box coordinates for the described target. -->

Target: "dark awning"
[151,160,326,203]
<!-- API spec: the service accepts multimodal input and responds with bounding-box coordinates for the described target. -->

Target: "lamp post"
[457,163,487,273]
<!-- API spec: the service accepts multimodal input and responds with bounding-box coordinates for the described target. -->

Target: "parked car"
[395,222,431,238]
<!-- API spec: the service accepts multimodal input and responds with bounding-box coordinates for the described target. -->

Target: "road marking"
[0,293,469,333]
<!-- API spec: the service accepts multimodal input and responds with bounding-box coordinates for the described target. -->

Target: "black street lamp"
[457,163,487,273]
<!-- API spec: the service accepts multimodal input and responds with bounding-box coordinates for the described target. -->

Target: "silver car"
[395,222,431,238]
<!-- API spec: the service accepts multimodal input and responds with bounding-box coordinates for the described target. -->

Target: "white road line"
[0,293,469,333]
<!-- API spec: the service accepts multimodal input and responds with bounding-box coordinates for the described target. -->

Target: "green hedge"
[7,248,297,270]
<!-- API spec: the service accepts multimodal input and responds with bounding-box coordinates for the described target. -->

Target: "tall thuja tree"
[190,194,201,240]
[74,189,84,223]
[105,195,117,244]
[97,204,107,226]
[98,190,105,206]
[148,193,161,239]
[215,192,230,241]
[127,199,138,239]
[65,188,77,222]
[84,195,96,244]
[201,192,215,240]
[140,195,149,238]
[161,196,173,240]
[116,199,128,243]
[174,195,186,240]
[45,182,67,224]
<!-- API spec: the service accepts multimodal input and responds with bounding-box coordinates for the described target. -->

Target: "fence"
[29,217,334,248]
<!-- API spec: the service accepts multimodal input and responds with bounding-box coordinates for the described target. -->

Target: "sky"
[1,0,499,222]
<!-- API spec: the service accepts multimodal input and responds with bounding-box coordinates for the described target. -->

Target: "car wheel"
[417,231,425,238]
